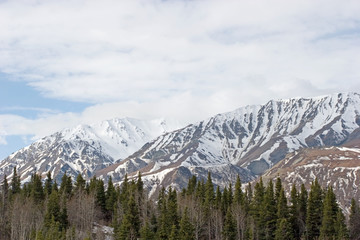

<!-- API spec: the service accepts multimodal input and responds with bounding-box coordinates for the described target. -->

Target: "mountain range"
[0,118,179,182]
[1,92,360,207]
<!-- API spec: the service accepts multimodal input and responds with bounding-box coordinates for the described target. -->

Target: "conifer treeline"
[1,167,360,240]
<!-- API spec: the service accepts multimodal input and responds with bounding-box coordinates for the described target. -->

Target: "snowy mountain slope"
[0,118,179,182]
[98,92,360,194]
[262,139,360,214]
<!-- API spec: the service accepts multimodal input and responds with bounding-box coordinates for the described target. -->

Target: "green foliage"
[179,208,195,240]
[0,171,352,240]
[215,185,222,209]
[335,209,348,240]
[275,177,282,205]
[136,171,144,193]
[223,208,236,240]
[59,172,72,197]
[186,175,197,196]
[289,184,300,239]
[95,179,107,214]
[264,180,277,240]
[169,224,179,240]
[116,215,132,240]
[44,189,61,228]
[251,177,265,239]
[319,187,338,239]
[205,172,215,205]
[298,183,308,236]
[119,174,129,206]
[11,167,21,195]
[106,176,117,218]
[74,174,86,192]
[140,221,155,240]
[44,171,53,196]
[277,187,288,220]
[349,198,360,240]
[30,173,45,203]
[306,178,323,240]
[234,174,244,205]
[275,218,294,240]
[167,187,179,228]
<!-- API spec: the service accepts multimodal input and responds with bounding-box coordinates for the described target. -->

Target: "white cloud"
[0,0,360,144]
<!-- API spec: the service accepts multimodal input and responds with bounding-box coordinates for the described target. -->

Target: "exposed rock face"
[98,93,360,195]
[263,139,360,214]
[0,118,176,182]
[1,93,360,200]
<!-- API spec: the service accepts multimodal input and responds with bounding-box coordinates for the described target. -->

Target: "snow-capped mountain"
[98,93,360,195]
[0,118,180,182]
[263,138,360,214]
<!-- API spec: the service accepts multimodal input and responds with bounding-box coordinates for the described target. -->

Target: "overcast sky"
[1,0,360,159]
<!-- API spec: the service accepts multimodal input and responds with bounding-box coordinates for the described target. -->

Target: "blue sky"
[1,0,360,160]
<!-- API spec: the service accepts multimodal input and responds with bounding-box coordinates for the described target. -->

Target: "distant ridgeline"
[1,168,360,240]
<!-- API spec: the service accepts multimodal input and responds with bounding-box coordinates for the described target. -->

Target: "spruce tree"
[117,214,131,240]
[298,183,308,236]
[289,184,300,239]
[234,174,244,206]
[179,207,195,240]
[140,221,155,240]
[319,186,338,239]
[59,204,69,231]
[96,179,107,214]
[228,183,233,206]
[44,189,61,228]
[106,176,117,218]
[126,195,140,237]
[167,187,179,229]
[30,173,45,203]
[52,180,58,192]
[2,174,9,200]
[204,172,214,206]
[306,179,323,240]
[195,179,205,203]
[186,175,197,196]
[59,172,72,197]
[169,224,179,240]
[74,174,85,192]
[246,182,253,203]
[11,167,21,195]
[120,174,129,206]
[88,176,98,194]
[223,208,236,240]
[277,187,288,220]
[136,171,144,194]
[335,209,348,240]
[44,171,53,196]
[349,198,360,240]
[274,218,294,240]
[222,186,230,214]
[251,177,265,240]
[275,177,282,205]
[215,185,222,209]
[263,180,277,240]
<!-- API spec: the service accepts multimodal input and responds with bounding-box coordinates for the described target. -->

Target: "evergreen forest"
[1,167,360,240]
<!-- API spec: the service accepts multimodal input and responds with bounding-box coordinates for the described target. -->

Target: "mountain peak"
[0,117,182,182]
[96,92,360,196]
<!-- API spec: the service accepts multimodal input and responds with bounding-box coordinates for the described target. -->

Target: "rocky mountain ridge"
[0,92,359,201]
[262,139,360,213]
[97,92,360,195]
[0,118,177,182]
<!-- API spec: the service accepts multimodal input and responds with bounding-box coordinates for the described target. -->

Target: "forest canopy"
[1,167,360,240]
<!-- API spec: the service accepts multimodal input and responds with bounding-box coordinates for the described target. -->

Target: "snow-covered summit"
[0,117,182,182]
[97,92,360,195]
